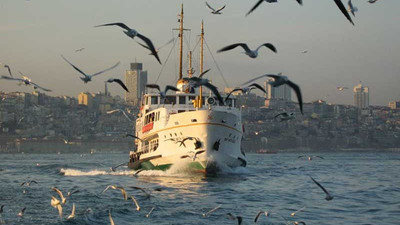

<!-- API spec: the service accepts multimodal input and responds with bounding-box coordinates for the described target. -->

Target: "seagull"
[136,37,175,56]
[246,0,302,16]
[225,83,267,101]
[52,187,67,204]
[145,84,180,102]
[274,112,295,121]
[130,195,141,211]
[61,55,120,83]
[50,196,63,218]
[21,180,38,186]
[95,22,161,64]
[334,0,354,25]
[254,211,270,223]
[1,74,52,92]
[202,205,221,217]
[0,205,4,214]
[62,139,69,144]
[17,207,26,217]
[67,189,80,197]
[298,155,324,161]
[111,162,127,172]
[217,43,277,58]
[146,206,155,218]
[129,186,151,198]
[367,0,378,3]
[337,86,348,91]
[66,203,75,220]
[185,77,224,105]
[176,137,200,148]
[106,78,129,92]
[310,177,333,201]
[294,222,307,225]
[348,0,358,16]
[3,64,13,77]
[75,48,85,52]
[290,206,306,216]
[107,109,132,122]
[301,50,308,54]
[242,74,303,114]
[125,134,145,142]
[226,213,243,225]
[109,210,115,225]
[205,2,226,14]
[101,185,128,200]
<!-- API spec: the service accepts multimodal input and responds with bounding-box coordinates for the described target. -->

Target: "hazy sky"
[1,0,399,106]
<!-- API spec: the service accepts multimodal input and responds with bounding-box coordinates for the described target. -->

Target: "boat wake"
[59,168,137,176]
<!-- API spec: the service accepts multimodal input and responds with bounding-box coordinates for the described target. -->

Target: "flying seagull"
[66,203,75,220]
[21,180,38,186]
[217,43,277,58]
[185,77,224,105]
[145,84,180,102]
[125,134,145,142]
[205,2,226,14]
[107,109,132,121]
[67,189,80,197]
[136,37,174,56]
[290,206,306,216]
[101,185,128,200]
[129,186,151,198]
[348,0,358,16]
[243,74,303,114]
[274,112,295,121]
[109,210,115,225]
[17,207,26,217]
[301,50,308,54]
[50,196,63,218]
[337,86,348,91]
[3,64,13,77]
[52,187,67,204]
[367,0,378,3]
[1,75,52,92]
[75,48,85,52]
[333,0,354,25]
[146,206,155,218]
[130,195,141,211]
[202,205,222,217]
[95,22,161,64]
[225,83,267,101]
[61,55,120,83]
[246,0,302,16]
[0,205,4,214]
[254,211,270,223]
[106,78,129,92]
[310,176,333,201]
[226,213,243,225]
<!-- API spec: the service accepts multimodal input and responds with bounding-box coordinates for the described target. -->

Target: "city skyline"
[1,0,399,106]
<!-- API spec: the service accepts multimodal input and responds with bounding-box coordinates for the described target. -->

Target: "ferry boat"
[128,5,247,174]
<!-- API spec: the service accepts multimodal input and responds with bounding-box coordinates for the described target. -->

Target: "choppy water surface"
[0,151,399,225]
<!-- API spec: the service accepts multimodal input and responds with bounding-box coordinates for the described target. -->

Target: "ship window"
[165,96,176,104]
[191,119,197,122]
[178,110,185,113]
[179,96,186,104]
[174,133,177,136]
[151,96,158,105]
[180,132,183,135]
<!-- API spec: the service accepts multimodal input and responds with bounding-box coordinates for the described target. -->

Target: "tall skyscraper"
[125,63,148,106]
[353,83,369,108]
[264,79,291,101]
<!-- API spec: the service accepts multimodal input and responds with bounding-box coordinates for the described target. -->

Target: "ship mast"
[179,4,184,80]
[188,51,194,78]
[199,20,204,106]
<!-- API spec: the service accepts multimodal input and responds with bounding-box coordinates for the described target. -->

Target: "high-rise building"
[353,83,369,108]
[78,92,94,108]
[125,63,147,106]
[264,79,291,101]
[389,101,400,110]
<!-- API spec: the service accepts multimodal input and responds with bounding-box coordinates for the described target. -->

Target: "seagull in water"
[205,2,226,14]
[217,43,277,59]
[243,74,303,115]
[348,0,358,16]
[0,205,4,214]
[334,0,354,25]
[145,84,180,102]
[95,22,161,64]
[61,55,120,83]
[106,78,129,92]
[246,0,302,16]
[225,83,267,101]
[310,176,334,201]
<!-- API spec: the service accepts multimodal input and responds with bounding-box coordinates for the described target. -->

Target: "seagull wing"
[100,185,112,195]
[241,74,277,86]
[254,211,264,223]
[286,80,303,115]
[315,156,325,159]
[135,41,151,50]
[248,83,267,95]
[205,1,216,11]
[333,0,354,25]
[348,0,355,16]
[116,186,128,200]
[94,22,131,31]
[274,112,286,118]
[130,186,150,197]
[52,187,65,201]
[225,88,243,102]
[310,177,330,196]
[4,65,13,77]
[109,210,115,225]
[203,82,224,105]
[146,84,161,92]
[136,33,162,64]
[31,82,52,92]
[1,76,24,81]
[126,134,144,141]
[226,213,237,220]
[246,0,264,16]
[217,43,251,54]
[198,68,211,78]
[257,43,277,53]
[109,78,129,92]
[130,195,141,211]
[91,62,120,77]
[69,203,75,218]
[296,0,303,5]
[165,85,180,94]
[216,5,226,12]
[57,204,63,218]
[61,55,88,77]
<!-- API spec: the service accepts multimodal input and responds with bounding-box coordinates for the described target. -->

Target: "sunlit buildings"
[125,62,147,106]
[353,83,369,109]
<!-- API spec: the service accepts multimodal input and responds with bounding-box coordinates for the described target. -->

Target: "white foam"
[60,168,138,176]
